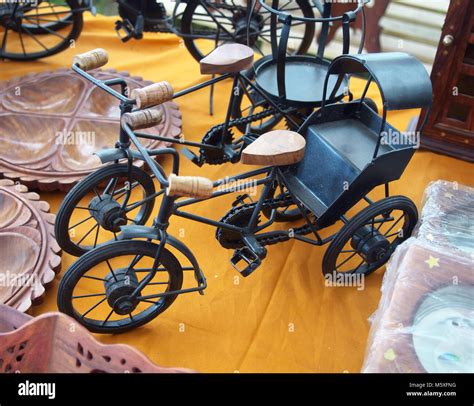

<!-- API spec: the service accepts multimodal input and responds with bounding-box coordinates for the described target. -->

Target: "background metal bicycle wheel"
[0,0,83,60]
[55,164,157,257]
[180,0,315,62]
[57,240,183,334]
[231,57,284,135]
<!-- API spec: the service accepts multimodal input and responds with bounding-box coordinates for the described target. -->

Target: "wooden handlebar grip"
[167,174,213,199]
[131,81,174,108]
[122,109,163,130]
[73,48,108,71]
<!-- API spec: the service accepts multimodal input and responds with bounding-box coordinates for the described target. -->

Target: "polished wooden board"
[0,69,182,191]
[0,180,61,312]
[0,304,192,373]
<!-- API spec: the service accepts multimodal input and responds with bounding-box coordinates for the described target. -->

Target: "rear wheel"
[57,240,183,334]
[322,196,418,277]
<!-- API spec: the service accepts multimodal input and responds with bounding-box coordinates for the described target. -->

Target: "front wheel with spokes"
[55,163,157,257]
[322,196,418,277]
[57,240,184,334]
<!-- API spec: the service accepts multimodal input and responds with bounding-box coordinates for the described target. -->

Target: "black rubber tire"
[322,196,418,277]
[57,240,183,334]
[1,0,84,61]
[180,0,315,63]
[55,164,156,257]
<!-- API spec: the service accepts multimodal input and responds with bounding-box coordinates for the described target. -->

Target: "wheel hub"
[89,194,127,232]
[351,226,390,264]
[233,13,263,46]
[104,268,139,315]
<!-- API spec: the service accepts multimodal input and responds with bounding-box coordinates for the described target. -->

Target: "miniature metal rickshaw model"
[55,47,432,333]
[0,0,94,61]
[54,1,368,257]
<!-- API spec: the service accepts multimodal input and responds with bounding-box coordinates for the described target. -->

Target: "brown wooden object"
[418,0,474,162]
[363,240,474,373]
[73,48,109,71]
[241,130,306,166]
[0,304,193,373]
[200,43,254,75]
[0,69,182,191]
[166,174,213,199]
[122,108,163,130]
[0,180,61,312]
[131,81,174,109]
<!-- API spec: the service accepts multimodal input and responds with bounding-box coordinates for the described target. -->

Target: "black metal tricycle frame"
[68,49,432,305]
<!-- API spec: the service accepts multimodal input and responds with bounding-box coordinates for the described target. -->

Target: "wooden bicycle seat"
[200,44,254,75]
[241,130,306,166]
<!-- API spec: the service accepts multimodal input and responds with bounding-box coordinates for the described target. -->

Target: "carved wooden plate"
[0,69,182,191]
[0,304,193,373]
[0,180,61,312]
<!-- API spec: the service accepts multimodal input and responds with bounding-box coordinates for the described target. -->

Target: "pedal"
[181,147,204,167]
[115,19,135,42]
[230,247,262,277]
[134,14,144,39]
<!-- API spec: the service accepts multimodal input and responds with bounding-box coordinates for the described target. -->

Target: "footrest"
[230,247,262,277]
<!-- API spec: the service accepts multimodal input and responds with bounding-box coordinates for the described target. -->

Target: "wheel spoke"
[102,309,114,325]
[93,224,100,248]
[68,215,94,231]
[81,297,106,319]
[383,214,404,237]
[73,293,106,299]
[336,251,359,270]
[77,223,99,245]
[106,260,118,282]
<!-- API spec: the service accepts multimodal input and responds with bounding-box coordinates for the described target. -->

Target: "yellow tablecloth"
[2,15,473,372]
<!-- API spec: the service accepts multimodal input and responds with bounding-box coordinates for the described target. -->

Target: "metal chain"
[201,107,278,164]
[217,194,314,248]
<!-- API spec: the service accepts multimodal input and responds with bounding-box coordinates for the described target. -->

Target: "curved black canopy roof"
[327,52,433,111]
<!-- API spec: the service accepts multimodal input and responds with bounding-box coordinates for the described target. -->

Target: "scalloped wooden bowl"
[0,180,61,312]
[0,69,182,191]
[0,305,193,373]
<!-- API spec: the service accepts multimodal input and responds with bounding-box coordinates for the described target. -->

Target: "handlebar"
[131,82,174,109]
[73,48,109,71]
[122,109,163,130]
[72,49,213,200]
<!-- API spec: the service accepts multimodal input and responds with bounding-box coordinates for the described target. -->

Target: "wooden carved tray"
[0,179,61,312]
[0,69,182,191]
[0,304,192,373]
